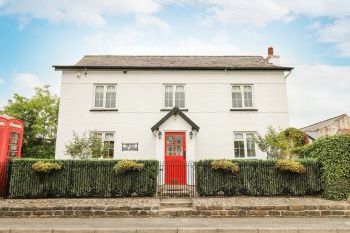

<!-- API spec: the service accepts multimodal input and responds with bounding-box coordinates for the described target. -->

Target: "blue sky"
[0,0,349,127]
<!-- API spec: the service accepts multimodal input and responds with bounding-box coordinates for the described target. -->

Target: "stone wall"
[0,197,349,218]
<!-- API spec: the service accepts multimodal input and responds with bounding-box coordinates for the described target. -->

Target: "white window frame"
[163,84,186,109]
[233,131,257,158]
[231,84,255,109]
[93,131,115,159]
[93,84,117,109]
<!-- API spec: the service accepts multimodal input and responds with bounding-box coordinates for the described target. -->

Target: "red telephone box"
[0,115,24,195]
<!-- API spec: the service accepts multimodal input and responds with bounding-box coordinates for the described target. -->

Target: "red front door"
[165,132,186,185]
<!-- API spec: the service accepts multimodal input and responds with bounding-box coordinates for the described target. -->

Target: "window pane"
[175,85,185,108]
[95,86,104,107]
[105,133,114,140]
[232,86,242,108]
[165,86,173,108]
[246,133,256,157]
[175,92,185,108]
[105,85,116,108]
[234,141,245,158]
[244,86,253,107]
[234,133,244,140]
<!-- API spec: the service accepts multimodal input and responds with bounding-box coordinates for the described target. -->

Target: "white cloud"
[0,0,161,27]
[317,17,350,56]
[135,14,170,31]
[13,73,42,97]
[84,27,241,55]
[287,64,350,128]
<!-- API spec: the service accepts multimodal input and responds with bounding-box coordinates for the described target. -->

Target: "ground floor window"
[234,132,256,158]
[93,132,115,158]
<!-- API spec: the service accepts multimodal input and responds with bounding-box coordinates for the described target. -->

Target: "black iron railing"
[157,161,196,198]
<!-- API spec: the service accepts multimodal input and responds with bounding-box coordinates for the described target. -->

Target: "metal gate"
[157,161,196,198]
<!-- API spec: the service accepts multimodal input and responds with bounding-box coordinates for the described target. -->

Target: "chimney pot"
[268,47,274,56]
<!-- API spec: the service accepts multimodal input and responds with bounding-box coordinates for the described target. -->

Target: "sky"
[0,0,349,128]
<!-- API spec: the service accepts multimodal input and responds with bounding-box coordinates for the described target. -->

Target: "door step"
[159,199,196,216]
[160,199,193,208]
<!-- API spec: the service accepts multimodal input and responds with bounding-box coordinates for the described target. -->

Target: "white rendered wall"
[55,70,290,160]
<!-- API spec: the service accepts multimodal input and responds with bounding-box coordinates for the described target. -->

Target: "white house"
[54,48,292,165]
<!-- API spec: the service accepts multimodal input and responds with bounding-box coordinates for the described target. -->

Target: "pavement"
[0,217,349,232]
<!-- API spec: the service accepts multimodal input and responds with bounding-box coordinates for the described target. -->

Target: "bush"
[9,159,158,198]
[196,159,322,196]
[211,160,239,174]
[299,135,350,200]
[32,161,62,173]
[275,159,306,174]
[255,126,308,159]
[114,160,144,174]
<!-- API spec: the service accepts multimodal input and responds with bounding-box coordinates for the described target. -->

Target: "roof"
[53,55,293,71]
[301,114,349,132]
[0,114,16,120]
[151,107,200,132]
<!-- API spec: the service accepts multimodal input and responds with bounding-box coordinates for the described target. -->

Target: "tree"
[255,126,308,159]
[1,86,59,158]
[65,131,109,159]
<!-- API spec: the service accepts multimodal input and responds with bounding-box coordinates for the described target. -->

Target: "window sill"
[230,108,258,112]
[90,109,119,112]
[160,108,188,112]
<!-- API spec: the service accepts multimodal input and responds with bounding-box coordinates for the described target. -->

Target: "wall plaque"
[122,143,138,151]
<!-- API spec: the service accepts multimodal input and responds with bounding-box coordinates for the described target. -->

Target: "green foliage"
[298,135,350,200]
[196,159,322,196]
[255,126,308,159]
[114,160,144,174]
[275,159,306,174]
[1,86,59,159]
[210,160,239,174]
[65,131,109,159]
[32,161,62,173]
[9,159,159,198]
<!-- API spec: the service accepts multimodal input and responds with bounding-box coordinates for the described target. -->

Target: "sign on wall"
[122,143,138,151]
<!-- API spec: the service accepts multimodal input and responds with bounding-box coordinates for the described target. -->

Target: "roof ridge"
[82,55,264,58]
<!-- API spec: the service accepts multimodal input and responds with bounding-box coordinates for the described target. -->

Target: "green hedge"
[8,159,159,198]
[196,159,323,196]
[298,135,350,200]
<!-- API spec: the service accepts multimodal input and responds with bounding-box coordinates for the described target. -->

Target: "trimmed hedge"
[8,159,158,198]
[298,135,350,200]
[196,159,323,196]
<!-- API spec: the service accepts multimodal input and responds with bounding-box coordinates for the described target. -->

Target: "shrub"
[65,131,110,159]
[275,159,306,174]
[9,159,158,198]
[114,160,144,174]
[255,126,308,159]
[196,159,322,196]
[32,161,62,173]
[299,135,350,200]
[210,160,239,174]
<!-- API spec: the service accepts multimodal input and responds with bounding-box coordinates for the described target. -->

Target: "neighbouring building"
[53,47,293,164]
[301,114,350,140]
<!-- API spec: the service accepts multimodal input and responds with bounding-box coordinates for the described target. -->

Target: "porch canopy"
[151,107,200,132]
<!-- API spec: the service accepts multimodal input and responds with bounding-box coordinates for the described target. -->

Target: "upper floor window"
[93,131,115,158]
[94,85,116,109]
[164,84,185,108]
[234,132,256,158]
[232,85,254,109]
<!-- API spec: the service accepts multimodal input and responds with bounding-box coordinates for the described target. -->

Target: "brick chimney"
[266,46,280,65]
